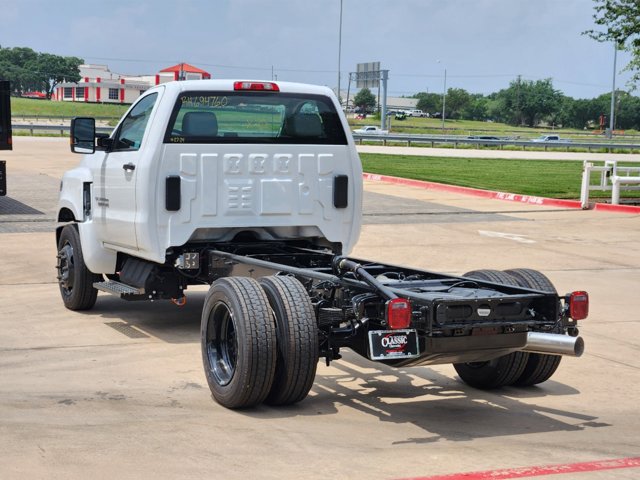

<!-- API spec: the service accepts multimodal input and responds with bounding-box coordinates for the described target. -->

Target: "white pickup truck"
[406,109,427,117]
[57,79,588,409]
[532,134,571,143]
[352,125,388,135]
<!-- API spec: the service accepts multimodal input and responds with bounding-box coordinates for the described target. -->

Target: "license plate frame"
[368,329,420,360]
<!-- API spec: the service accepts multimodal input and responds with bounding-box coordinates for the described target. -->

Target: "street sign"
[356,62,380,89]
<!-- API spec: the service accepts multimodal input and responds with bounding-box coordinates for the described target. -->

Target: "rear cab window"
[163,92,347,145]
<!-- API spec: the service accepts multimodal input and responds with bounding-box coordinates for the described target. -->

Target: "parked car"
[353,125,388,135]
[468,135,501,147]
[532,134,571,143]
[406,109,427,118]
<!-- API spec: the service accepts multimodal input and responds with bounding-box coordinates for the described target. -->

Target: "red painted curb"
[593,202,640,213]
[363,172,640,213]
[397,456,640,480]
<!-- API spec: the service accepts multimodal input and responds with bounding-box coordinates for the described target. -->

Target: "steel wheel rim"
[206,302,238,386]
[57,242,75,295]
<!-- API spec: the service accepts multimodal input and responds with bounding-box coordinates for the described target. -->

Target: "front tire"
[201,277,276,409]
[259,276,319,406]
[56,224,101,311]
[453,269,529,389]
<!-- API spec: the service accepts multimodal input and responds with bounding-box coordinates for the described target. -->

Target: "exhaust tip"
[574,336,585,357]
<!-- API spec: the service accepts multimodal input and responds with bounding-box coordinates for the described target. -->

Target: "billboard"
[0,80,11,151]
[355,62,380,89]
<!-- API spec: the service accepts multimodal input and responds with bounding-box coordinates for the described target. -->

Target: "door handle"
[123,163,136,172]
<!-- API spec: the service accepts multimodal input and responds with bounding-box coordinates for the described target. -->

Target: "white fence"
[581,160,640,208]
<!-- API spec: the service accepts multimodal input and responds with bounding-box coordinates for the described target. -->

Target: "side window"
[113,93,158,151]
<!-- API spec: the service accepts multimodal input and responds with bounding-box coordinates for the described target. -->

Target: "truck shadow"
[244,352,609,444]
[81,293,609,444]
[81,290,207,343]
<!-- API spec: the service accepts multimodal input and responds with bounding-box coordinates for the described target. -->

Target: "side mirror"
[70,117,96,154]
[96,133,113,150]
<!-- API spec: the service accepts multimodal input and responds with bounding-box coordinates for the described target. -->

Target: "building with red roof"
[53,63,212,104]
[159,63,211,81]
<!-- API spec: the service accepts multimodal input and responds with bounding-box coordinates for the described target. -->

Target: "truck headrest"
[182,111,218,137]
[289,114,322,137]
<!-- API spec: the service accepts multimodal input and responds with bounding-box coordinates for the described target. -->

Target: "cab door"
[95,92,158,250]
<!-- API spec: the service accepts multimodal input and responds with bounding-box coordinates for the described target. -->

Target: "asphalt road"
[1,138,639,480]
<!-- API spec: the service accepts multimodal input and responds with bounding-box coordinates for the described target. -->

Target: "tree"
[414,92,441,114]
[557,97,596,129]
[586,0,640,87]
[462,95,489,121]
[0,46,83,98]
[0,46,40,94]
[37,53,82,99]
[444,88,471,119]
[353,87,376,112]
[493,78,563,127]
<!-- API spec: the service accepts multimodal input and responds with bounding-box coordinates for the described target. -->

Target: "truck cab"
[59,80,362,274]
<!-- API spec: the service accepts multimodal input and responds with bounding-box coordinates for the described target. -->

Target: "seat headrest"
[290,114,322,137]
[182,111,218,137]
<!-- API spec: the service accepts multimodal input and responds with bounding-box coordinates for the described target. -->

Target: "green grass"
[360,153,640,199]
[10,97,128,119]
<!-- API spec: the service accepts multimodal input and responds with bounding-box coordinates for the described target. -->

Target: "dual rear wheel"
[453,269,563,390]
[201,276,319,409]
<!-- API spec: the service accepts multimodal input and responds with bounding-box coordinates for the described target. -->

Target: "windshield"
[164,91,347,145]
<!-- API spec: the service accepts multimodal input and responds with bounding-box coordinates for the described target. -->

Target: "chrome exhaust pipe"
[521,332,584,357]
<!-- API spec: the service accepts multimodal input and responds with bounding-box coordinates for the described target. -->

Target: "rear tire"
[463,269,518,285]
[453,353,530,389]
[56,224,101,311]
[201,277,276,409]
[504,268,562,387]
[259,276,319,406]
[453,269,529,389]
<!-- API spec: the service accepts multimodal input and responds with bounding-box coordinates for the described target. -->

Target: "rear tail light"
[386,298,412,329]
[233,81,279,92]
[569,291,589,320]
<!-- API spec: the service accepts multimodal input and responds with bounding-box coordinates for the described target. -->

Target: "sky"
[0,0,635,99]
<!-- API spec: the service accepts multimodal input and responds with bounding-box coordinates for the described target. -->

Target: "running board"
[94,280,146,300]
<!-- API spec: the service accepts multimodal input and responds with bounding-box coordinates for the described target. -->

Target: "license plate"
[368,329,420,360]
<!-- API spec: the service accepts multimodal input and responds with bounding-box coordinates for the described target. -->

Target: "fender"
[57,166,93,222]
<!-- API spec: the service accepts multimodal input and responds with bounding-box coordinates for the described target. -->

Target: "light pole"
[337,0,343,106]
[437,60,447,130]
[608,42,618,139]
[442,67,447,130]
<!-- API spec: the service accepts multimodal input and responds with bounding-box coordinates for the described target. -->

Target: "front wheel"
[56,224,101,311]
[201,277,276,409]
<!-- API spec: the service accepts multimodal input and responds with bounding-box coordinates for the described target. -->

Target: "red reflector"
[569,291,589,320]
[233,81,279,92]
[386,298,412,329]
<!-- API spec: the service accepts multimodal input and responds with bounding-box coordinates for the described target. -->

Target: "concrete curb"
[362,172,640,214]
